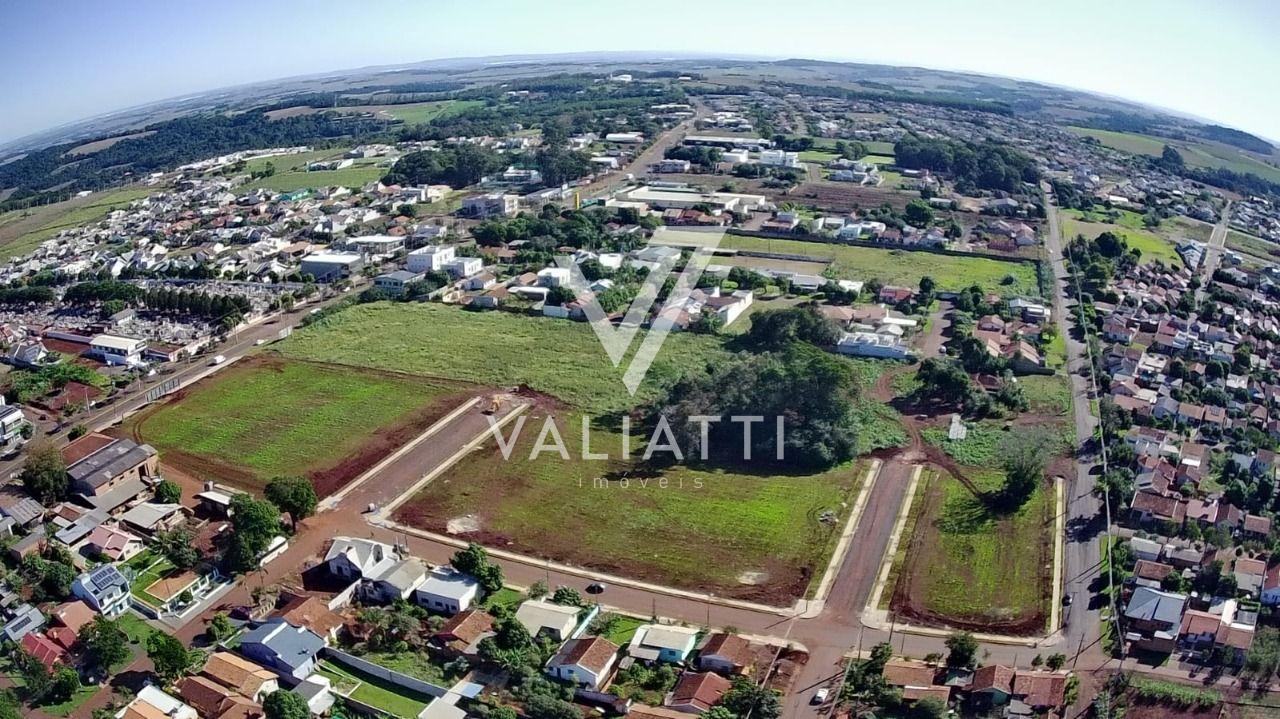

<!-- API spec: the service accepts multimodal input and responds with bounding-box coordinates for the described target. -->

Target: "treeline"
[62,281,251,321]
[1184,165,1280,199]
[0,286,56,305]
[0,111,392,198]
[775,82,1015,116]
[894,134,1040,193]
[382,144,506,187]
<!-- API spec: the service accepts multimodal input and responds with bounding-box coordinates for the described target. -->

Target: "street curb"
[807,459,883,609]
[320,396,482,510]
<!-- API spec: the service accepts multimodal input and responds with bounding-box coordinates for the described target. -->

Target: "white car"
[811,688,829,705]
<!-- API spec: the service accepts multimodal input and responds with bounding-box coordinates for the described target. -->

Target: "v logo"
[556,229,726,396]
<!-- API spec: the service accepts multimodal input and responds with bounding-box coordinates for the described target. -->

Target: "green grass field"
[277,302,731,413]
[1067,127,1280,184]
[393,407,865,602]
[378,100,485,125]
[242,165,386,192]
[858,154,896,166]
[798,149,840,164]
[130,355,463,492]
[894,468,1051,629]
[1060,209,1182,266]
[0,186,155,259]
[703,234,1040,296]
[240,149,347,175]
[1226,229,1279,264]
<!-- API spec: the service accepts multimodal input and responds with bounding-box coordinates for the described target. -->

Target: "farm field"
[392,407,867,604]
[0,185,155,259]
[242,164,386,192]
[886,465,1052,634]
[1169,216,1215,243]
[276,302,731,413]
[1060,208,1182,266]
[1067,127,1280,184]
[125,355,474,495]
[1225,229,1279,264]
[717,234,1041,295]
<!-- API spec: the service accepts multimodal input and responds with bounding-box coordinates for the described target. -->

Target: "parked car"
[812,688,829,705]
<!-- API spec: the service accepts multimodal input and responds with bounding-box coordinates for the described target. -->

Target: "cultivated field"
[276,302,731,413]
[126,355,476,495]
[392,407,866,603]
[1060,208,1182,266]
[887,464,1053,634]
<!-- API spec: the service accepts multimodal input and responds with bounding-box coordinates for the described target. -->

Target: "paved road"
[1195,203,1233,303]
[577,101,710,199]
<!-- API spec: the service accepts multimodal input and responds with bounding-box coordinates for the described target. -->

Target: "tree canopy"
[265,477,318,529]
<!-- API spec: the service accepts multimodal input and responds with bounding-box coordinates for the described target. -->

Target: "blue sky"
[1,0,1277,144]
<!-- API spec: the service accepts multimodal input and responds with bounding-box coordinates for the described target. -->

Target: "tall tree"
[226,493,282,572]
[147,630,197,682]
[264,477,318,529]
[80,616,130,672]
[153,479,182,504]
[263,689,310,719]
[21,442,67,504]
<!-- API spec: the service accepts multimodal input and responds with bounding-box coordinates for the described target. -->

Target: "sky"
[1,0,1277,144]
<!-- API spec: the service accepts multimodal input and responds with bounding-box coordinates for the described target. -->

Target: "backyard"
[316,659,435,719]
[125,354,475,495]
[392,408,868,604]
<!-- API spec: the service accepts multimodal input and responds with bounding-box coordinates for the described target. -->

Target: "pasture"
[1067,127,1280,184]
[1060,208,1182,266]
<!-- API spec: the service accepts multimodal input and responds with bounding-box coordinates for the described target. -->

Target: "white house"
[444,256,483,278]
[415,567,480,614]
[324,537,399,581]
[514,599,580,641]
[72,564,131,617]
[89,334,146,366]
[545,636,619,690]
[359,557,428,604]
[407,245,457,273]
[119,686,197,719]
[836,332,911,360]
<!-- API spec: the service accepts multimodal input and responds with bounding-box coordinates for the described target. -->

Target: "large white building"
[836,332,912,360]
[407,245,457,273]
[88,334,146,366]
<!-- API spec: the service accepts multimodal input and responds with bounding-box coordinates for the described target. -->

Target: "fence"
[322,647,450,699]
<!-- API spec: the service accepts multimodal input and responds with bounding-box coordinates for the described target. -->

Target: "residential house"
[359,557,428,604]
[2,603,45,642]
[432,609,495,660]
[882,660,951,705]
[21,631,70,670]
[1235,557,1267,597]
[239,618,327,680]
[696,633,753,675]
[83,523,145,562]
[272,594,344,642]
[324,537,399,582]
[62,433,160,513]
[415,566,480,614]
[120,686,198,719]
[628,624,701,664]
[119,502,186,536]
[374,270,424,297]
[514,599,580,642]
[72,564,131,617]
[545,636,619,690]
[667,672,731,714]
[176,676,242,719]
[201,651,280,703]
[1123,586,1187,653]
[1262,564,1280,606]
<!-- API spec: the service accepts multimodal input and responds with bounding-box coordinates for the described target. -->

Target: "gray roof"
[68,438,156,490]
[1124,586,1186,626]
[120,502,183,531]
[417,567,478,601]
[242,618,326,671]
[78,564,130,599]
[2,603,45,641]
[0,495,44,525]
[83,476,150,513]
[53,509,108,545]
[380,270,423,283]
[11,524,47,553]
[371,557,427,592]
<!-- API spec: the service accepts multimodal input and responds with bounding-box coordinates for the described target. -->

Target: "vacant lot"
[713,234,1040,295]
[242,165,386,192]
[1225,229,1280,264]
[1060,209,1182,266]
[888,466,1052,634]
[393,407,865,603]
[720,254,831,275]
[277,302,731,413]
[126,355,473,495]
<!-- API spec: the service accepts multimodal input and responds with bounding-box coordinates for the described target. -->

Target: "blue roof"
[242,618,326,671]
